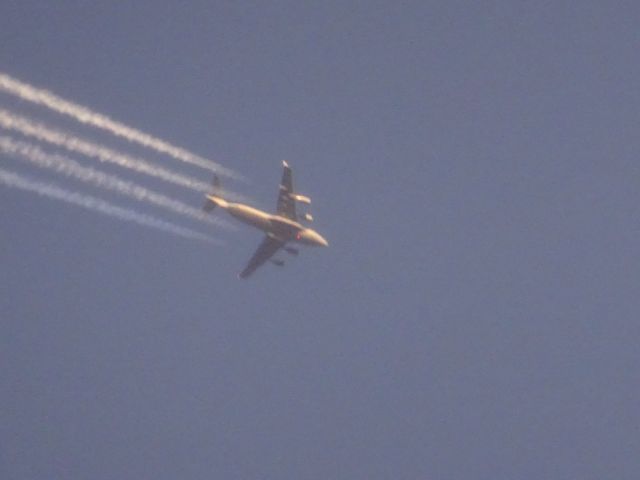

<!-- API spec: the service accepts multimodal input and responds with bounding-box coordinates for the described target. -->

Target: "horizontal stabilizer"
[203,197,217,212]
[212,174,221,189]
[203,173,226,212]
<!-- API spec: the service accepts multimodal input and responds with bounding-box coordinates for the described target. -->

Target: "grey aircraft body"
[203,161,328,278]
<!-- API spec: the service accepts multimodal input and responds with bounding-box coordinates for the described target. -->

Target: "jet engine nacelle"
[289,193,311,204]
[284,247,299,256]
[270,259,285,267]
[302,213,313,222]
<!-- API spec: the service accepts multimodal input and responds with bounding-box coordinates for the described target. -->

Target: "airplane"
[203,161,328,278]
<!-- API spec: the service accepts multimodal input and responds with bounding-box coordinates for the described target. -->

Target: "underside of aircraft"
[203,161,327,278]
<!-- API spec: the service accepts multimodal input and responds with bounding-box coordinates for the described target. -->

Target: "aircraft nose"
[317,234,329,247]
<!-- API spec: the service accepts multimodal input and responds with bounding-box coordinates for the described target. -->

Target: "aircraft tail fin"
[203,174,228,211]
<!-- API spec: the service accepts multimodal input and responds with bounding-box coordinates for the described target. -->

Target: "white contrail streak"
[0,136,232,229]
[0,72,243,179]
[0,168,218,244]
[0,108,212,192]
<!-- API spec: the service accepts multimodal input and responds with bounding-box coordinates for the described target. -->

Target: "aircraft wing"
[239,235,284,279]
[276,161,296,220]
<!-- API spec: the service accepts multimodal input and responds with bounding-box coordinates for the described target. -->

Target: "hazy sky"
[1,2,639,479]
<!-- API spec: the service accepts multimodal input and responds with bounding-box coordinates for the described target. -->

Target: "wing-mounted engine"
[289,193,311,204]
[277,162,315,224]
[297,212,313,223]
[288,192,313,223]
[270,259,285,267]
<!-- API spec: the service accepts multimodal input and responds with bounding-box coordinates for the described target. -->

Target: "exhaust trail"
[0,72,243,179]
[0,108,212,192]
[0,109,250,203]
[0,136,233,229]
[0,168,218,244]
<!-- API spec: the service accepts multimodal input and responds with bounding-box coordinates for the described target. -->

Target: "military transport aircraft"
[203,161,328,278]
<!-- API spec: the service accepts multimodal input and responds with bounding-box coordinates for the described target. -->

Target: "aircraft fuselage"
[224,202,327,246]
[202,161,328,278]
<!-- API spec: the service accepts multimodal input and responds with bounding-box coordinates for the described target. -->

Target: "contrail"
[0,108,212,192]
[0,168,218,244]
[0,136,233,229]
[0,109,250,203]
[0,72,243,179]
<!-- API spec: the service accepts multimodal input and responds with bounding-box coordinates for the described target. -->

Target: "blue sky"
[1,2,639,479]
